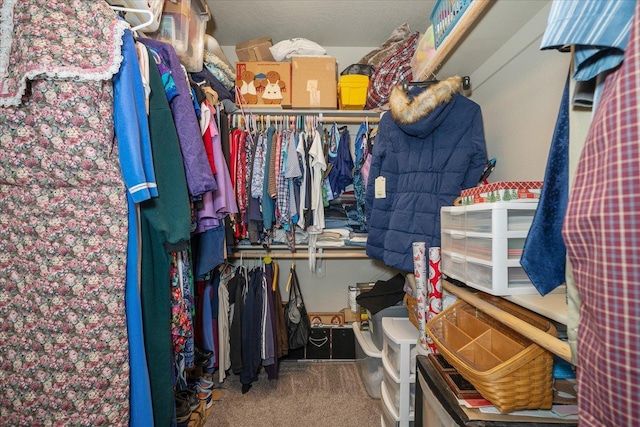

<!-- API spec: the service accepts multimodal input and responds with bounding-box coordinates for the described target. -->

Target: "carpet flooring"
[203,360,382,427]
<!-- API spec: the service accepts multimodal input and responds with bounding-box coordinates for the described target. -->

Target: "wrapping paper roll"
[428,246,443,353]
[412,242,428,350]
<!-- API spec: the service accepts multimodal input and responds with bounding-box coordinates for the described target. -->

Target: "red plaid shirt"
[365,32,420,110]
[563,2,640,425]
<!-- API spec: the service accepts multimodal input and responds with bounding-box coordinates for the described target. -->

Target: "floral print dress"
[0,1,131,425]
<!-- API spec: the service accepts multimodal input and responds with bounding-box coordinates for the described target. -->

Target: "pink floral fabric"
[0,0,126,107]
[0,1,130,425]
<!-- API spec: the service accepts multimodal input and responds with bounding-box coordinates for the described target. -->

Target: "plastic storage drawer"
[353,322,383,399]
[382,317,418,379]
[441,252,465,283]
[465,204,535,234]
[383,367,416,415]
[441,230,466,255]
[465,236,526,263]
[381,381,415,427]
[465,260,533,295]
[441,206,466,231]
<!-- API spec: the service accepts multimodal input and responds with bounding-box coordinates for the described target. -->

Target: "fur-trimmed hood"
[388,76,464,135]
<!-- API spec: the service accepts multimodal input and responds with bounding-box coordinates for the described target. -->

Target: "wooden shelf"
[421,0,550,80]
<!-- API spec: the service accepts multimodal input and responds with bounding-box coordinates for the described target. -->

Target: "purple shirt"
[138,37,217,196]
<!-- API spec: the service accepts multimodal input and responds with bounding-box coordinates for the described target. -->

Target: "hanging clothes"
[139,37,218,197]
[353,122,370,228]
[240,268,264,391]
[562,2,640,425]
[365,77,487,272]
[327,125,354,198]
[139,43,192,427]
[0,1,133,425]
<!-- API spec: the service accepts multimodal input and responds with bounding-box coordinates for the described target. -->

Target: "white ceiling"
[204,0,438,47]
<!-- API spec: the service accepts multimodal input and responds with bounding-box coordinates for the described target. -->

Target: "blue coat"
[365,77,487,272]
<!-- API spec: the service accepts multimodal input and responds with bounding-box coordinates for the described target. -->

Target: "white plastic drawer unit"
[440,202,545,296]
[383,367,416,415]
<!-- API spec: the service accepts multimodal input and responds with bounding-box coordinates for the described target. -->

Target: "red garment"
[562,3,640,426]
[202,125,216,175]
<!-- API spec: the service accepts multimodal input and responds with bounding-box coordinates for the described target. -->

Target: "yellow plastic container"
[338,75,369,110]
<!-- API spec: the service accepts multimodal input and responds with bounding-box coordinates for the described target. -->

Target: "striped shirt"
[541,0,635,81]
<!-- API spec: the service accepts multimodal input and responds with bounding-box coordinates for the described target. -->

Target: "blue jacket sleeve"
[112,29,158,203]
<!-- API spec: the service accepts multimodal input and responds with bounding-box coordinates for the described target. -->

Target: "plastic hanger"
[109,5,155,32]
[286,261,295,292]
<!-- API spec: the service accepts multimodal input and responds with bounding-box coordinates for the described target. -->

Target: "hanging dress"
[0,1,134,425]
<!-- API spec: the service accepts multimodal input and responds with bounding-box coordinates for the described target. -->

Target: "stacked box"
[291,56,337,109]
[460,181,543,205]
[236,61,292,107]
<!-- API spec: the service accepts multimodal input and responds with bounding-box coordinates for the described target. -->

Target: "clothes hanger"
[109,5,155,32]
[402,75,471,92]
[286,261,295,292]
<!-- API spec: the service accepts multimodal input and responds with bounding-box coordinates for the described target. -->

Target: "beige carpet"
[204,360,382,427]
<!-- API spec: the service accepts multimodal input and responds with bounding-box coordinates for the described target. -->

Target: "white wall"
[232,257,399,312]
[468,6,571,181]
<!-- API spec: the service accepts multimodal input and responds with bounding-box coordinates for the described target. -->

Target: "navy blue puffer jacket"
[365,77,487,272]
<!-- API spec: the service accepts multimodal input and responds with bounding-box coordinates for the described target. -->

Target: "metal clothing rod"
[228,251,369,259]
[319,115,379,124]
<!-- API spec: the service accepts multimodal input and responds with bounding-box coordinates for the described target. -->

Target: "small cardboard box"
[308,312,345,326]
[291,56,337,109]
[341,307,359,323]
[460,181,543,205]
[236,61,291,107]
[235,36,274,62]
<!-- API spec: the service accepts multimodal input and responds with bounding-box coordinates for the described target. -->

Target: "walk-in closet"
[2,1,639,426]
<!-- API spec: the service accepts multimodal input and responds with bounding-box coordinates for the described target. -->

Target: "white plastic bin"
[353,322,383,399]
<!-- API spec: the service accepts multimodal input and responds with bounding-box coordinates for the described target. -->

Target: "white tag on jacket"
[375,176,386,198]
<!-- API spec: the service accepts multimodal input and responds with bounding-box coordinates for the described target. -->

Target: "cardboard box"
[308,312,344,326]
[460,181,543,205]
[235,61,291,107]
[235,36,274,62]
[291,56,337,109]
[341,307,359,323]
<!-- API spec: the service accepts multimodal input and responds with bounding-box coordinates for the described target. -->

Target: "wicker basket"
[426,297,556,413]
[403,293,419,330]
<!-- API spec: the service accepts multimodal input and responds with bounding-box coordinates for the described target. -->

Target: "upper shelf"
[421,0,550,80]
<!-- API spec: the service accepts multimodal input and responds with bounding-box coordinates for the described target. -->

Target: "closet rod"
[228,251,369,259]
[233,114,379,124]
[320,115,379,124]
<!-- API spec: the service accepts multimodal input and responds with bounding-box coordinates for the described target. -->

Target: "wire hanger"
[109,5,155,32]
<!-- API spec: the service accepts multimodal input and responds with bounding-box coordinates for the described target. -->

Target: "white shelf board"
[505,289,568,325]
